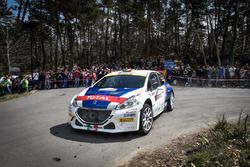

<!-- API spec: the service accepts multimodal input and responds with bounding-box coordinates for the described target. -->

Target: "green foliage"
[0,0,249,72]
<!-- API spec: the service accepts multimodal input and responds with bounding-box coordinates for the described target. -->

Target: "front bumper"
[68,104,143,133]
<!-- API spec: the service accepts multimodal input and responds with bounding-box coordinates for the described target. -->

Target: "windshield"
[93,75,146,88]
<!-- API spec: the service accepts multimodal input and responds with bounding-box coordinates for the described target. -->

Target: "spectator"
[45,72,51,89]
[185,65,193,87]
[91,71,97,85]
[32,70,39,89]
[11,76,20,93]
[68,72,74,87]
[63,70,68,88]
[1,77,12,94]
[50,71,56,89]
[20,76,29,93]
[229,65,236,79]
[56,71,63,88]
[74,68,81,88]
[218,65,225,79]
[81,69,86,87]
[39,72,46,89]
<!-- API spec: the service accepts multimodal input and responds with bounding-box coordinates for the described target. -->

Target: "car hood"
[76,87,142,109]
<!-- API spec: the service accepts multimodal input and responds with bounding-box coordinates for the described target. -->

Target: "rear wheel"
[167,92,174,112]
[139,103,153,135]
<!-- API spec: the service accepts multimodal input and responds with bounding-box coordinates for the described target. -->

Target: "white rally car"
[68,70,174,134]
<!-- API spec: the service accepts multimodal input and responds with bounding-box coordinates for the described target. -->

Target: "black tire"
[139,103,153,135]
[167,92,174,112]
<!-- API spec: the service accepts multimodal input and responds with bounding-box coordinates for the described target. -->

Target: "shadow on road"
[49,123,142,143]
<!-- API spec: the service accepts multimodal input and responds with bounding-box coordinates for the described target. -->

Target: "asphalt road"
[0,87,249,167]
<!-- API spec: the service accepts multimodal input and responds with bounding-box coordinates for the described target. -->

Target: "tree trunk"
[16,0,23,24]
[220,4,231,58]
[196,32,207,65]
[59,23,66,68]
[229,0,239,64]
[209,15,221,66]
[118,2,123,60]
[146,2,151,58]
[41,38,47,70]
[21,0,29,24]
[104,7,110,63]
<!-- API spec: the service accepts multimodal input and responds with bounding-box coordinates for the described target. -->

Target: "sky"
[7,0,16,7]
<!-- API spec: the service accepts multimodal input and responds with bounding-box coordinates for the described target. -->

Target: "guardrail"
[168,76,250,88]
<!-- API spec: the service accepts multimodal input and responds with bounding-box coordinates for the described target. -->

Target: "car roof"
[106,70,157,77]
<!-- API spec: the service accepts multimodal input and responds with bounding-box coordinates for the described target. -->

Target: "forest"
[0,0,249,73]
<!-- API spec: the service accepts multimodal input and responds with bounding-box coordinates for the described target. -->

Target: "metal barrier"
[169,76,250,88]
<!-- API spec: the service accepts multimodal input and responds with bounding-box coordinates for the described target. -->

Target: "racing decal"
[119,118,134,122]
[155,92,163,101]
[77,95,127,104]
[93,124,99,131]
[84,123,100,131]
[86,123,92,131]
[123,113,136,117]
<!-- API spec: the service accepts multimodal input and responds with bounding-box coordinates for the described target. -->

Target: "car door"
[156,72,167,112]
[147,73,164,116]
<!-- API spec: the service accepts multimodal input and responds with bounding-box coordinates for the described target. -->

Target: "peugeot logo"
[89,112,98,120]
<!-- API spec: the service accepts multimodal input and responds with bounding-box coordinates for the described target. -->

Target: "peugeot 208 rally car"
[68,70,174,134]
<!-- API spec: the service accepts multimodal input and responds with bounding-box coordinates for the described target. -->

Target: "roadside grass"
[186,113,250,167]
[0,92,33,102]
[121,112,250,167]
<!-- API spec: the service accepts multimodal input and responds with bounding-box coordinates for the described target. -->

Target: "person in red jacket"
[74,68,81,88]
[91,71,97,85]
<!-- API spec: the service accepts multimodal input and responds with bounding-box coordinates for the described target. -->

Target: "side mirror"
[161,80,165,85]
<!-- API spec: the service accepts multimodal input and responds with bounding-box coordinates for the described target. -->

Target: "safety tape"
[37,79,95,83]
[171,76,250,81]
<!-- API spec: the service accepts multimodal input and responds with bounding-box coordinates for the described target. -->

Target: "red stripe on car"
[76,95,127,104]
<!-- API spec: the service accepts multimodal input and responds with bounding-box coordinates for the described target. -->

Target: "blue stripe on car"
[82,100,111,109]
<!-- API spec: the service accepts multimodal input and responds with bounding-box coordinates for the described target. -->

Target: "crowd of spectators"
[0,58,165,96]
[166,62,250,87]
[0,75,30,96]
[1,58,250,96]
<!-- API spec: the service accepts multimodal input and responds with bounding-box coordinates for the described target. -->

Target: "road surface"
[0,87,249,167]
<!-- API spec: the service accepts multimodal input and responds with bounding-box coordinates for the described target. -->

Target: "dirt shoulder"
[120,133,199,167]
[120,115,250,167]
[0,91,37,102]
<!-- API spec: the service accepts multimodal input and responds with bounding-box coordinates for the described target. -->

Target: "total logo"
[86,95,110,101]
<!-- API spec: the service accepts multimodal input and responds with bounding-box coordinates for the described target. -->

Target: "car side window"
[157,73,165,86]
[148,73,160,91]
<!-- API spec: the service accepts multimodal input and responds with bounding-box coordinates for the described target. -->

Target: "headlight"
[116,95,140,110]
[70,95,78,108]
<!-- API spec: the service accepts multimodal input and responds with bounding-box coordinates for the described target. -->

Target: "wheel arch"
[144,98,152,108]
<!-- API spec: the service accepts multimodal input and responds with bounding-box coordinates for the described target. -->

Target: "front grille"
[76,108,112,124]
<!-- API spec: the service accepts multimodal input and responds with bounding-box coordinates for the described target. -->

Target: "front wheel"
[166,92,174,112]
[139,103,153,135]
